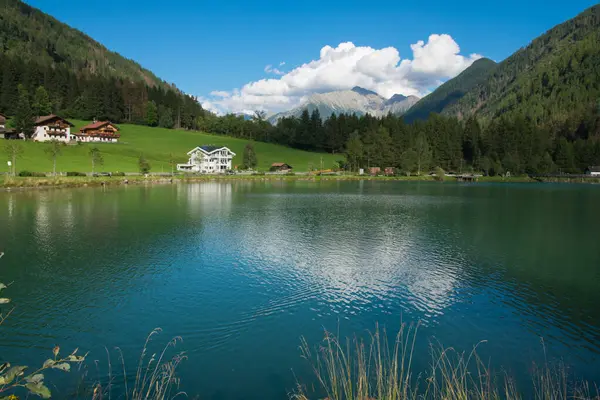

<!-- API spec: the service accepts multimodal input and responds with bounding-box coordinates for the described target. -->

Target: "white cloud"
[198,97,223,115]
[203,34,482,115]
[279,61,286,66]
[210,90,230,98]
[264,64,285,76]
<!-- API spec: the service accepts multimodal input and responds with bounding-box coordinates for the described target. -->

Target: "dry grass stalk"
[294,324,600,400]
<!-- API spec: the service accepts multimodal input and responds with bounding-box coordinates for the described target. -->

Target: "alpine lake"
[1,180,599,399]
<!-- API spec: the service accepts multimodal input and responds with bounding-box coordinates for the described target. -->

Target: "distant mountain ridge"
[268,86,419,123]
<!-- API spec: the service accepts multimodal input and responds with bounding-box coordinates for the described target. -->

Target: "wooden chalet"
[270,162,293,172]
[77,121,121,143]
[33,115,75,142]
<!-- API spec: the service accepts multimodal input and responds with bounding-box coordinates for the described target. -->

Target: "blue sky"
[27,0,599,114]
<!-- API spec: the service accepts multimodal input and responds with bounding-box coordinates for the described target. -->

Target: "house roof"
[80,121,119,131]
[34,115,74,126]
[587,166,600,172]
[0,112,7,119]
[271,162,292,168]
[187,146,236,156]
[200,145,221,152]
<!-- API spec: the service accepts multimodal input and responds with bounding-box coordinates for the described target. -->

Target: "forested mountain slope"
[0,0,164,87]
[443,4,600,129]
[402,58,497,123]
[0,0,204,128]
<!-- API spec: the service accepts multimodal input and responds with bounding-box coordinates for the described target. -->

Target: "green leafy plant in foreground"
[0,252,87,399]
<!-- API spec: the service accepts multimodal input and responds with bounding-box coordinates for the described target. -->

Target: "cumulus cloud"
[210,90,230,98]
[198,97,223,115]
[264,64,285,76]
[204,34,481,115]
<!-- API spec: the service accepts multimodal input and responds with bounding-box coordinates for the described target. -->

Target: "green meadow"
[3,120,343,174]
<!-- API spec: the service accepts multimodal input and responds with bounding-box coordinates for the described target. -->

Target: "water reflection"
[0,182,599,399]
[181,182,232,217]
[229,191,463,325]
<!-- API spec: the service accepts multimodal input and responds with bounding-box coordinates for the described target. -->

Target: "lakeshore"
[5,173,597,191]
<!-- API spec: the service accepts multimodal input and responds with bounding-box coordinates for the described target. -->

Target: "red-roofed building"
[77,121,120,143]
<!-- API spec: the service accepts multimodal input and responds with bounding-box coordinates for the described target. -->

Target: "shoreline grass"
[89,329,186,400]
[294,324,600,400]
[0,173,549,190]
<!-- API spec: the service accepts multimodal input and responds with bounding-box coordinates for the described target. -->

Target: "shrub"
[251,172,265,176]
[18,171,46,177]
[66,171,87,177]
[113,172,126,176]
[434,166,446,181]
[138,155,151,174]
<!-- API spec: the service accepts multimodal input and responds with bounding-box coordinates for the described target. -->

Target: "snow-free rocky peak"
[268,88,420,123]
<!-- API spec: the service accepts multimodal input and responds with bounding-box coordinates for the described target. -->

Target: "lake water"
[1,181,599,399]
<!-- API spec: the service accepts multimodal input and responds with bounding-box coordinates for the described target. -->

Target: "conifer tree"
[414,132,432,175]
[345,131,364,172]
[13,85,34,138]
[242,143,258,170]
[145,101,158,127]
[32,86,53,117]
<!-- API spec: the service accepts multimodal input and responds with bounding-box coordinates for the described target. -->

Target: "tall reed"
[91,328,187,400]
[293,324,600,400]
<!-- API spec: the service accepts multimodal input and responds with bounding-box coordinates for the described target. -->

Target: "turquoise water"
[0,181,599,398]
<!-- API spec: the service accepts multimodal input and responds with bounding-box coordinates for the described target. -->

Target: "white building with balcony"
[177,146,236,173]
[32,115,75,142]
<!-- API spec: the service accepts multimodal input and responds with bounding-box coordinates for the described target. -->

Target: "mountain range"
[270,3,599,129]
[1,0,598,143]
[268,87,420,123]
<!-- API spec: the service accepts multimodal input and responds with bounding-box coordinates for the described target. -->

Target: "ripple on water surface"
[1,182,600,397]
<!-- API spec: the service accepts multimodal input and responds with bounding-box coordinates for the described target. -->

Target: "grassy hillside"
[402,58,497,122]
[4,122,343,174]
[443,4,600,124]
